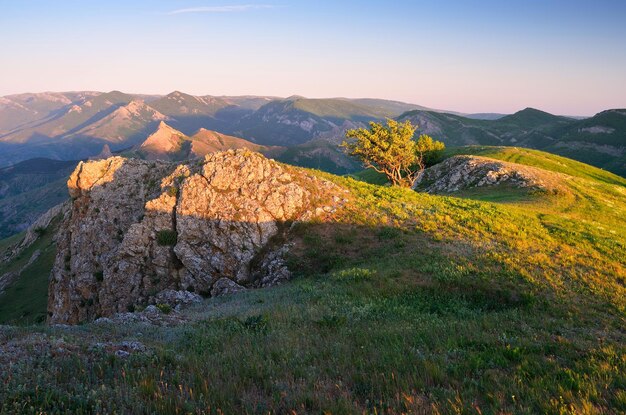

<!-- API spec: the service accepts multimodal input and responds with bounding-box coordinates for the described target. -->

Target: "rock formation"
[415,155,565,194]
[48,150,345,324]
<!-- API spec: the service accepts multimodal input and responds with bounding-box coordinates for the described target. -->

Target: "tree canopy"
[342,119,445,187]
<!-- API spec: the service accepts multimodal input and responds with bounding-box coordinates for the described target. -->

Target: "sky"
[1,0,625,115]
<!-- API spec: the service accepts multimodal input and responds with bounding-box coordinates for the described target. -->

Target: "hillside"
[0,158,77,239]
[189,128,280,155]
[232,96,427,147]
[276,137,362,174]
[445,145,626,187]
[0,92,100,134]
[136,121,189,160]
[148,91,234,134]
[64,99,168,145]
[0,209,62,324]
[0,149,624,413]
[400,108,626,176]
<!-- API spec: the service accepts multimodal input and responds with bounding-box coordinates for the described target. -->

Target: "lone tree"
[342,119,445,187]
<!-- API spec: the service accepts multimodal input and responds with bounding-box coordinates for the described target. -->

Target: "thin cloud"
[167,5,275,15]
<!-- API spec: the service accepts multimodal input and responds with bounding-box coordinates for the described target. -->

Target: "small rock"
[143,305,159,314]
[119,341,146,352]
[154,289,202,308]
[211,278,246,297]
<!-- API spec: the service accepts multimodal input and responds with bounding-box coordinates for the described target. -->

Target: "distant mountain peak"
[517,107,551,115]
[602,108,626,116]
[139,121,186,155]
[165,91,190,100]
[498,107,565,126]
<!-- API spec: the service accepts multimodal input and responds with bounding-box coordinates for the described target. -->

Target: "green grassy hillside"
[0,158,75,238]
[558,109,626,146]
[445,145,626,187]
[399,108,626,177]
[0,150,624,413]
[0,216,60,325]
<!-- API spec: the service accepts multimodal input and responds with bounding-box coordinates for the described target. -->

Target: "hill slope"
[400,108,626,176]
[0,149,624,413]
[0,158,76,238]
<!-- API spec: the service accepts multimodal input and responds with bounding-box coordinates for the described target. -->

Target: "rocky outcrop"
[415,155,564,194]
[48,150,345,324]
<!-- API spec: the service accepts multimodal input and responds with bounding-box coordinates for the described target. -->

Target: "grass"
[0,231,24,252]
[350,167,388,186]
[0,147,625,413]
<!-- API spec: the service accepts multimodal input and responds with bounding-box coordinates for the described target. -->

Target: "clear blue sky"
[1,0,625,115]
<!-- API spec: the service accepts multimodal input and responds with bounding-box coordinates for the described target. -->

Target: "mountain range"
[0,91,417,172]
[400,108,626,176]
[1,90,624,177]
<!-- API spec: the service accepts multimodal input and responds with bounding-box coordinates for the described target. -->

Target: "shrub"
[166,186,179,197]
[156,229,177,246]
[94,271,104,282]
[156,303,172,314]
[342,119,445,187]
[331,267,376,281]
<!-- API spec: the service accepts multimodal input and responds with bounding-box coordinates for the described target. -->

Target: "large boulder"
[48,150,344,324]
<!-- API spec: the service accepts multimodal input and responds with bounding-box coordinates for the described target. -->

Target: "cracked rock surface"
[48,150,344,324]
[415,155,565,194]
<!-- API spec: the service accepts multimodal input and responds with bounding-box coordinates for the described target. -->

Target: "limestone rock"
[155,289,202,309]
[415,155,565,194]
[48,150,344,324]
[210,278,246,297]
[254,244,293,288]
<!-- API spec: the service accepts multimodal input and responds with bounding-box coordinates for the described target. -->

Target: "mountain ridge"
[1,90,624,178]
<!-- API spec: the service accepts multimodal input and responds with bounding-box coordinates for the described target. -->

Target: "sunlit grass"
[1,147,625,413]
